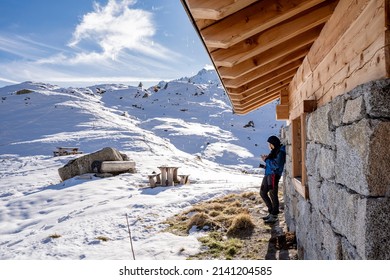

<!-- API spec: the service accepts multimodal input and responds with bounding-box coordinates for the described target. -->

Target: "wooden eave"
[181,0,339,115]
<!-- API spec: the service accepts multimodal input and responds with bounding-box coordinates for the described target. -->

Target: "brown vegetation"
[163,190,297,260]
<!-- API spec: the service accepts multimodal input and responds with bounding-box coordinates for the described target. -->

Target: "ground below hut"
[163,185,298,260]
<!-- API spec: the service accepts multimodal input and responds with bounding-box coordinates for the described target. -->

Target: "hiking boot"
[262,214,271,220]
[264,214,278,224]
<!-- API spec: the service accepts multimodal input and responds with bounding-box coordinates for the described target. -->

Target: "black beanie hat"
[267,135,281,148]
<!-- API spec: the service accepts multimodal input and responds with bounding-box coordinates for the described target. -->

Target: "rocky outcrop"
[58,147,128,181]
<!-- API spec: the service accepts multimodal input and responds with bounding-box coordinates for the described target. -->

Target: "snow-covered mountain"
[0,68,283,167]
[0,69,284,260]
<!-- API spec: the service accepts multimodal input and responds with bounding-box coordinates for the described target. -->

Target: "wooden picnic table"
[158,166,179,186]
[148,166,190,187]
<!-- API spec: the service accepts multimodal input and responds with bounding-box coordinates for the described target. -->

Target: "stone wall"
[282,79,390,259]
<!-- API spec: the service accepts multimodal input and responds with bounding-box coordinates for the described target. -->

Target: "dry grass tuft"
[96,236,110,242]
[227,213,255,236]
[241,191,257,199]
[163,190,297,260]
[229,200,242,207]
[187,212,215,231]
[205,202,225,212]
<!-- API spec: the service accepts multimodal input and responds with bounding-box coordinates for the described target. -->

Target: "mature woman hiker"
[259,135,286,224]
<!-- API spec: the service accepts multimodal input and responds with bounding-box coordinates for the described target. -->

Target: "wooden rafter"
[228,65,300,96]
[218,26,322,79]
[239,76,294,105]
[186,0,258,21]
[201,0,326,49]
[234,93,281,114]
[180,0,341,115]
[223,48,309,88]
[211,1,338,67]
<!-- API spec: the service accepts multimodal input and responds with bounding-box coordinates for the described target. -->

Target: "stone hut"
[182,0,390,259]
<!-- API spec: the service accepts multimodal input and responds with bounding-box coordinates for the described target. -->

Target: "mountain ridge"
[0,68,284,167]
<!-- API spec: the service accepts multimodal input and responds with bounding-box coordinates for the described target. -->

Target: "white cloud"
[0,76,19,84]
[0,35,63,60]
[0,0,197,88]
[68,0,177,63]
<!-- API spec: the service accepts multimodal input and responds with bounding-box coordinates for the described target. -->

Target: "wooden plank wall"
[289,0,389,120]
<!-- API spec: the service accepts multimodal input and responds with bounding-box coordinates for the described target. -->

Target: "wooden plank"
[306,0,371,68]
[300,113,308,188]
[230,81,289,103]
[228,67,298,97]
[100,161,136,173]
[385,0,390,76]
[293,178,309,199]
[218,27,321,79]
[239,86,284,105]
[276,105,289,120]
[187,0,258,20]
[195,18,216,30]
[280,88,289,105]
[317,35,387,106]
[212,1,337,67]
[291,117,302,179]
[289,0,388,120]
[223,48,309,88]
[202,0,326,48]
[234,93,280,114]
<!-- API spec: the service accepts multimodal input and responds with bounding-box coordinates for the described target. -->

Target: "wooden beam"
[280,88,289,105]
[212,1,338,67]
[289,0,388,120]
[276,105,289,120]
[228,65,299,96]
[195,18,216,30]
[300,113,308,187]
[238,82,290,106]
[218,27,321,79]
[187,0,258,20]
[303,100,317,113]
[291,116,302,179]
[385,0,390,76]
[233,93,280,114]
[223,48,308,88]
[306,0,371,68]
[229,77,291,102]
[202,0,326,48]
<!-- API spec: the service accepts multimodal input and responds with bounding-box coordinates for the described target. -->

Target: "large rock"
[335,119,390,196]
[318,147,335,180]
[342,95,365,124]
[307,103,335,148]
[330,95,345,128]
[58,147,126,181]
[353,79,390,118]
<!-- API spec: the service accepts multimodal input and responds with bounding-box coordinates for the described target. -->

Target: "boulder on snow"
[58,147,128,181]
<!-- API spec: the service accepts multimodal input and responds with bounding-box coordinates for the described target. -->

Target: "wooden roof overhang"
[181,0,339,116]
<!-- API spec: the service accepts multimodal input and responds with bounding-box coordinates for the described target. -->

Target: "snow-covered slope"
[0,69,284,260]
[0,69,283,167]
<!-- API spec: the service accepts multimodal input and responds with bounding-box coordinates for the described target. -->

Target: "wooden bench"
[148,173,161,187]
[53,147,83,157]
[99,161,136,174]
[178,174,190,185]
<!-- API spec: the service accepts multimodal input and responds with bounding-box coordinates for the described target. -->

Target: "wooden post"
[159,167,168,186]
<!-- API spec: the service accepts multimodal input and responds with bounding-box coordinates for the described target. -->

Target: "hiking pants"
[260,174,281,215]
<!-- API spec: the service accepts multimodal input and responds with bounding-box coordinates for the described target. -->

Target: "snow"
[0,69,284,260]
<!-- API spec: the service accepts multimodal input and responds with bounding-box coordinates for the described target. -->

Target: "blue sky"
[0,0,212,88]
